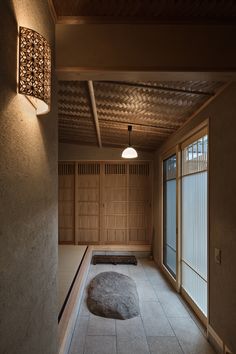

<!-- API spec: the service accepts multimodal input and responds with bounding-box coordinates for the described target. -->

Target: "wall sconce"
[18,26,51,115]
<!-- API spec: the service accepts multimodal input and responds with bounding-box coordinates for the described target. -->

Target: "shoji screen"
[163,155,177,277]
[128,163,152,244]
[58,161,152,245]
[102,163,128,243]
[181,133,208,315]
[58,163,75,243]
[76,163,100,244]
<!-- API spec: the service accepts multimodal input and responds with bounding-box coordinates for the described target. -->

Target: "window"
[163,154,177,278]
[181,134,208,315]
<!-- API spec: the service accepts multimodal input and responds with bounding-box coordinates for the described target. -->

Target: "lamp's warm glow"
[18,27,51,115]
[122,146,138,159]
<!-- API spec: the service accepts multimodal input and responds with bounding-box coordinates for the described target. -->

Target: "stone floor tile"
[87,314,116,336]
[116,316,146,338]
[142,315,175,337]
[156,291,190,318]
[168,317,215,354]
[111,264,130,276]
[140,301,165,318]
[129,266,149,281]
[84,335,116,354]
[140,301,175,337]
[147,336,184,354]
[67,259,216,354]
[117,337,150,354]
[136,281,158,301]
[69,316,89,354]
[79,293,90,317]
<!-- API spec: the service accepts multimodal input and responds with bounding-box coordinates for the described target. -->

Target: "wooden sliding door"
[128,163,152,244]
[58,161,152,245]
[102,163,128,243]
[76,163,100,244]
[181,131,208,317]
[163,154,177,278]
[58,163,75,243]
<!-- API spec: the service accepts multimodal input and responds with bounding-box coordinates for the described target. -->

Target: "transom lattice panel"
[58,163,75,243]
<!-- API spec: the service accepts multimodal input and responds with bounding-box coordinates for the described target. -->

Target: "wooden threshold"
[58,244,151,354]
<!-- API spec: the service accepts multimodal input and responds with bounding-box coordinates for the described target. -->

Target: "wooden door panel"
[76,163,100,244]
[58,164,75,244]
[102,163,128,244]
[58,161,153,245]
[128,163,152,244]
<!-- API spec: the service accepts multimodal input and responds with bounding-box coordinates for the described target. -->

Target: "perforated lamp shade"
[121,125,138,159]
[18,27,51,115]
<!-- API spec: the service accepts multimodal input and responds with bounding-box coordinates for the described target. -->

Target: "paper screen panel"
[76,163,100,243]
[102,163,128,243]
[58,163,75,243]
[128,163,152,244]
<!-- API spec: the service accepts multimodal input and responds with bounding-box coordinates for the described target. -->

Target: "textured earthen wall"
[153,83,236,352]
[0,1,58,353]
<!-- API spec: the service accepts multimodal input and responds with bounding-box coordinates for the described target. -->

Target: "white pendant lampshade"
[122,125,138,159]
[122,146,138,158]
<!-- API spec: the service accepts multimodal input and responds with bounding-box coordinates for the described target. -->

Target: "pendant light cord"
[128,125,132,146]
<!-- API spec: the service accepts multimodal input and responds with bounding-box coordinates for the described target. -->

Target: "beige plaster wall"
[0,1,58,354]
[59,143,154,161]
[153,83,236,352]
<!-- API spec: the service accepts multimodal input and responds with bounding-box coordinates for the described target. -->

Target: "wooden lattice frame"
[19,27,51,114]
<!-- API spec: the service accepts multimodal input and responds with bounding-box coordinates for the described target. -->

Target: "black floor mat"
[92,255,137,265]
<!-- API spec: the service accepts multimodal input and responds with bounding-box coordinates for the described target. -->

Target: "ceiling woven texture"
[58,81,97,145]
[58,81,223,150]
[53,0,236,21]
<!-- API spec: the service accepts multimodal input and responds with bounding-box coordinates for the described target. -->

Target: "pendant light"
[122,125,138,159]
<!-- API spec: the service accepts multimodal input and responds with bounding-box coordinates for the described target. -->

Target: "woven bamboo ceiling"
[58,80,224,150]
[52,0,236,23]
[55,1,231,150]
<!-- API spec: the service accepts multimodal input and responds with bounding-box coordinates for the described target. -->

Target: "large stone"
[87,271,140,320]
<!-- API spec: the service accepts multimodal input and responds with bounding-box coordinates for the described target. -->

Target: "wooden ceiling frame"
[97,81,215,96]
[48,0,58,23]
[58,80,227,150]
[59,112,182,129]
[98,119,176,133]
[87,81,102,148]
[48,1,236,25]
[56,16,236,25]
[59,137,160,151]
[99,123,173,137]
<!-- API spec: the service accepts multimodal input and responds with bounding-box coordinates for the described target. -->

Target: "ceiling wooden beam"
[97,81,214,96]
[59,116,177,133]
[47,0,57,23]
[56,16,236,26]
[88,80,102,148]
[101,141,159,151]
[98,119,177,133]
